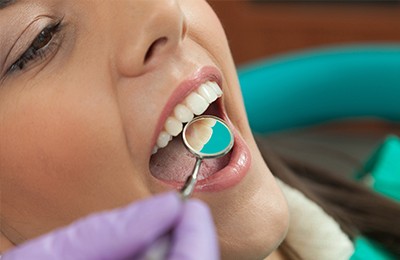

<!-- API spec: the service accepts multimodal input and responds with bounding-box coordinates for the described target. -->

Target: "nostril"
[144,37,168,64]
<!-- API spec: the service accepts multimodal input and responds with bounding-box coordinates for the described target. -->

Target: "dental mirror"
[180,115,234,199]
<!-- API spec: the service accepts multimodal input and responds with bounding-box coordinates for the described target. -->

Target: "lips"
[149,66,251,192]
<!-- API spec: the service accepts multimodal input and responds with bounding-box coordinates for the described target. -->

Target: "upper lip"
[150,66,223,152]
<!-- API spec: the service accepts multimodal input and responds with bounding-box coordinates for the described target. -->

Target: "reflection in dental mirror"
[180,115,234,199]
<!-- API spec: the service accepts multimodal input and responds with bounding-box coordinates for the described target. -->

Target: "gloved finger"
[3,192,182,260]
[168,199,219,260]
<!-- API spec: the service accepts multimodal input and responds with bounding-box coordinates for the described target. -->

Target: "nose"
[115,0,187,77]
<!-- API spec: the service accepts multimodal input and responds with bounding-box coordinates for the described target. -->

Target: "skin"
[0,0,289,259]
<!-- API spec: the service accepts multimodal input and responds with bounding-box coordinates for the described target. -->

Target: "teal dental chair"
[239,45,400,134]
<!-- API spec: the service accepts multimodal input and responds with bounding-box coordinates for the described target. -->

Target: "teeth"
[185,92,209,115]
[185,118,218,152]
[193,123,213,143]
[152,81,222,154]
[198,83,218,103]
[174,104,194,123]
[165,117,183,136]
[152,146,159,154]
[209,81,223,97]
[157,131,171,149]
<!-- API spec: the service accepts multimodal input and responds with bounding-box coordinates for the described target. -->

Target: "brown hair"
[255,120,400,258]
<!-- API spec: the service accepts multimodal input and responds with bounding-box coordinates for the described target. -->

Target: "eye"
[33,26,54,49]
[8,21,63,73]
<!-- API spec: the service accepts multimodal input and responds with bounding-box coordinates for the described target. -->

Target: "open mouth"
[150,81,232,184]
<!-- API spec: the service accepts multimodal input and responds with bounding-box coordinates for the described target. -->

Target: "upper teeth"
[152,81,222,154]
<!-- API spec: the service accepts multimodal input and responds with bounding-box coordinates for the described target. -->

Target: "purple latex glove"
[2,192,219,260]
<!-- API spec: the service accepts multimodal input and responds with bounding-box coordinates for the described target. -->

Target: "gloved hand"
[2,192,219,260]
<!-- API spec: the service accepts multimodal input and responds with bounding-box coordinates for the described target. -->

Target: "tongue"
[150,133,230,182]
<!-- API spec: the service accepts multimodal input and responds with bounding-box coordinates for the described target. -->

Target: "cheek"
[2,87,108,166]
[0,81,149,239]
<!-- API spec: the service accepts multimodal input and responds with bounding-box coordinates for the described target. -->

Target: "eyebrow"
[0,0,16,9]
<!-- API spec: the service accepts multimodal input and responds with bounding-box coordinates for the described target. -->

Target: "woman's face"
[0,0,288,258]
